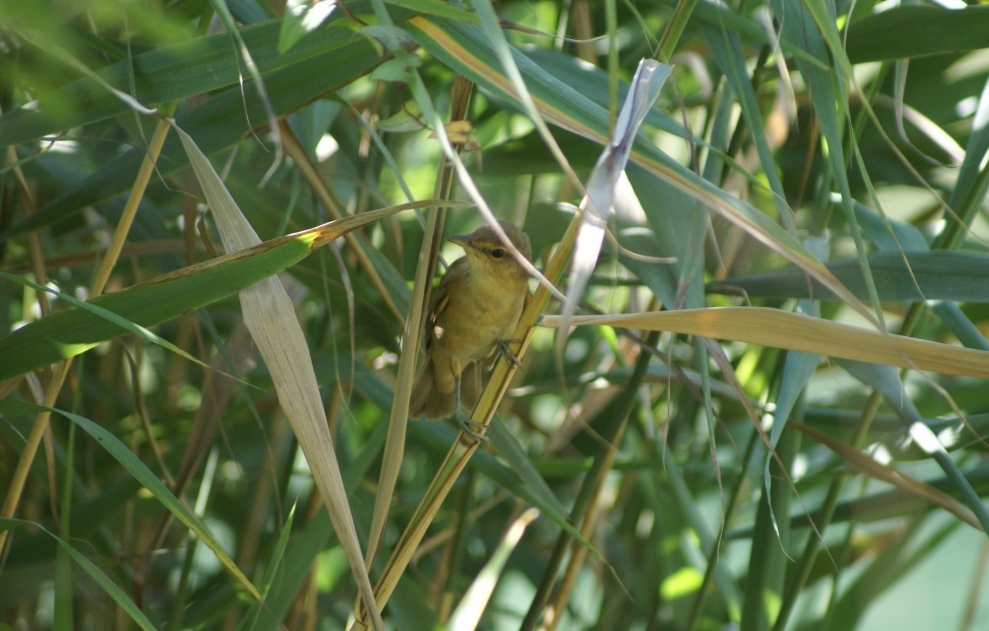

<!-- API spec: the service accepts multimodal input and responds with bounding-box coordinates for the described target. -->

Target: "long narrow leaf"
[0,518,158,631]
[7,405,266,603]
[540,309,989,379]
[177,123,385,630]
[2,27,382,238]
[713,251,989,302]
[0,202,416,381]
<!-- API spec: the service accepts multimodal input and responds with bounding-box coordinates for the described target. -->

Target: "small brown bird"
[409,221,532,432]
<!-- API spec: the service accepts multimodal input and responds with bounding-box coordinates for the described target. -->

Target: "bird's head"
[447,221,531,279]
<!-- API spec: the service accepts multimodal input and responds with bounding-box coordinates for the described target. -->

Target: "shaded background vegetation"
[3,0,989,629]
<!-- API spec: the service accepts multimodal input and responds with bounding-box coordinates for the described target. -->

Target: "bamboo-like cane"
[350,209,582,630]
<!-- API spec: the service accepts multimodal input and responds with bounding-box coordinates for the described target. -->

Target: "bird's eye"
[491,248,506,259]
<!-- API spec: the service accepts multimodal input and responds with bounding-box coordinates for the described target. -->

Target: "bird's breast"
[432,271,527,362]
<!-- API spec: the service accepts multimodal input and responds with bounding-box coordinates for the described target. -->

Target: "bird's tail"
[409,360,481,420]
[409,358,452,420]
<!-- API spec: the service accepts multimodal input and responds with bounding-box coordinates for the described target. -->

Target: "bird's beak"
[446,234,472,250]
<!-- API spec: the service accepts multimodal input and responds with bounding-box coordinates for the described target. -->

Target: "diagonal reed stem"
[350,200,582,630]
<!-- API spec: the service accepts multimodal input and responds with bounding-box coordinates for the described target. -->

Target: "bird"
[409,220,532,437]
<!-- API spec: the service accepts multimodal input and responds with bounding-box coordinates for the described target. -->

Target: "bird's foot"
[497,339,523,369]
[455,407,490,443]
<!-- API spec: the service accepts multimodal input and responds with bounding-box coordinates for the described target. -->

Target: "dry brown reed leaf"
[540,308,989,379]
[792,421,980,529]
[176,123,385,630]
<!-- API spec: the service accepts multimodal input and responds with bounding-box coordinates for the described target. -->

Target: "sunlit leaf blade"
[0,204,408,382]
[0,233,311,381]
[280,0,338,53]
[0,271,212,371]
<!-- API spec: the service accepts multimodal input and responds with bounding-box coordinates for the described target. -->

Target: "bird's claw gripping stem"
[454,373,489,443]
[497,339,523,369]
[456,408,489,443]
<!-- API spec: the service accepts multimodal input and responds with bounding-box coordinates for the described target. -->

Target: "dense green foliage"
[2,0,989,629]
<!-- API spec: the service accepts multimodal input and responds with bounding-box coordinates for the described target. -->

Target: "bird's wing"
[425,256,468,350]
